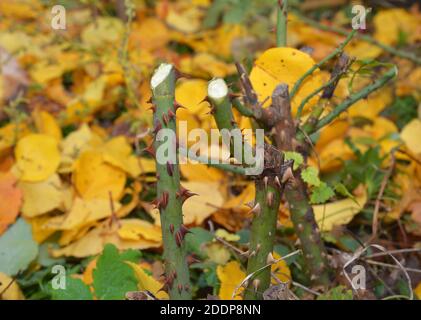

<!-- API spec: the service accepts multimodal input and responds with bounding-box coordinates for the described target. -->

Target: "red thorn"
[228,92,241,99]
[186,254,200,266]
[169,224,174,234]
[175,230,183,247]
[152,192,169,210]
[176,186,197,203]
[177,283,183,294]
[179,224,191,238]
[166,161,174,176]
[168,109,176,120]
[143,144,155,157]
[152,120,162,134]
[161,191,169,209]
[174,101,186,112]
[275,176,282,189]
[162,113,169,126]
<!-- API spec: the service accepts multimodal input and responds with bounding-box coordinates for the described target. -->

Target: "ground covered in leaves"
[1,0,421,300]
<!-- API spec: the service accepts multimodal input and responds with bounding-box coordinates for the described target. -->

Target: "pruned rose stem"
[235,64,331,287]
[207,79,283,300]
[208,78,236,131]
[271,84,331,286]
[244,179,282,299]
[151,63,191,300]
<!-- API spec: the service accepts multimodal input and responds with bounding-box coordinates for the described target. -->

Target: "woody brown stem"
[271,84,331,286]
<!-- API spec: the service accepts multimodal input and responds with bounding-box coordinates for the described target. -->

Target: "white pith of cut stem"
[151,63,173,89]
[208,78,228,99]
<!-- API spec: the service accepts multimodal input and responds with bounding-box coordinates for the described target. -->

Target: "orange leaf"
[0,172,22,234]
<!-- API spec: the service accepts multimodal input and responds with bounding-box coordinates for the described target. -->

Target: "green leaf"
[119,249,142,263]
[301,166,320,186]
[310,182,335,204]
[186,227,213,259]
[334,183,357,203]
[92,244,138,300]
[51,276,93,300]
[284,151,304,170]
[0,218,38,276]
[317,286,353,300]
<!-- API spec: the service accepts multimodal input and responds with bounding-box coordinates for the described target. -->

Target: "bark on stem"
[151,64,191,299]
[208,79,283,300]
[272,84,330,287]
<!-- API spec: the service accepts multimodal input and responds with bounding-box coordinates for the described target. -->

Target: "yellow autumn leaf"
[205,242,231,265]
[73,150,126,200]
[46,197,121,230]
[345,40,383,60]
[52,221,161,258]
[58,222,96,247]
[401,119,421,155]
[215,229,240,242]
[317,138,354,172]
[0,1,40,19]
[0,272,24,300]
[217,261,246,300]
[373,9,419,46]
[0,122,29,155]
[64,76,107,124]
[81,17,124,49]
[25,215,57,244]
[175,79,210,133]
[180,162,224,181]
[131,18,169,51]
[415,281,421,300]
[59,124,103,172]
[18,173,65,218]
[126,261,169,300]
[250,47,323,113]
[181,53,236,78]
[15,133,60,182]
[33,110,62,141]
[348,88,393,120]
[100,136,141,177]
[223,183,255,211]
[118,219,162,243]
[166,3,203,34]
[181,181,224,225]
[271,252,291,284]
[313,186,367,232]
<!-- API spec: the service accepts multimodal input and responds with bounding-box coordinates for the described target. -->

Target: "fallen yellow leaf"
[217,261,245,300]
[126,261,169,300]
[19,173,65,218]
[250,47,323,113]
[314,186,367,232]
[0,272,24,300]
[73,150,126,200]
[15,134,60,182]
[401,119,421,155]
